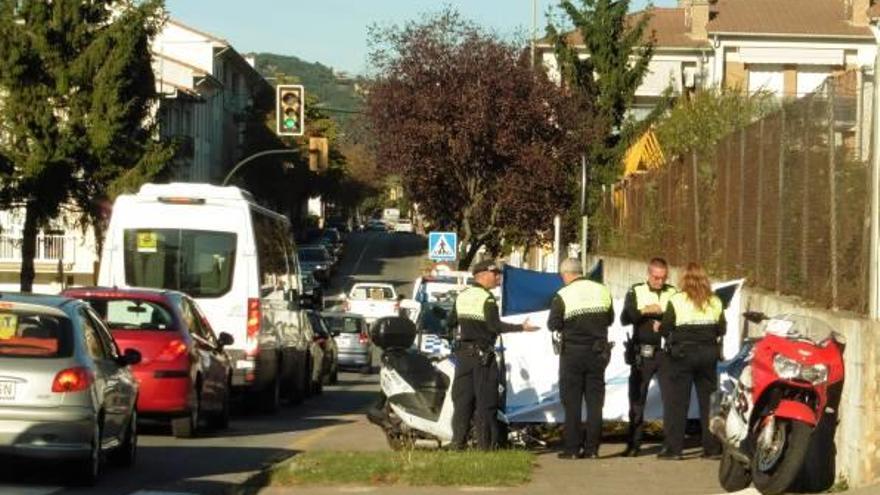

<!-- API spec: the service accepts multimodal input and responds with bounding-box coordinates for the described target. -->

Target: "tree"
[366,9,595,268]
[0,0,173,292]
[548,0,659,211]
[654,87,777,159]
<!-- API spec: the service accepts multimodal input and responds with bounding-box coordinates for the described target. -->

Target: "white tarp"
[499,279,744,423]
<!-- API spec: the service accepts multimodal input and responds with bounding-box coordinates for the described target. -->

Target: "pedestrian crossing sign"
[428,232,457,261]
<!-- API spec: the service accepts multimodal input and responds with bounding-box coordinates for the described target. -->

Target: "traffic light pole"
[221,149,299,186]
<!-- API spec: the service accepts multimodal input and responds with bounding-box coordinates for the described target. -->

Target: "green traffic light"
[284,117,297,129]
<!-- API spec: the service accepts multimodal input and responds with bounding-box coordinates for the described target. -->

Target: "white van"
[98,183,315,412]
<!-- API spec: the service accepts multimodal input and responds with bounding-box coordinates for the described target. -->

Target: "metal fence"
[598,70,873,313]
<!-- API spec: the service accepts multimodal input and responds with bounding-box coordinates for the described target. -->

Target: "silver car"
[0,293,141,486]
[320,312,371,373]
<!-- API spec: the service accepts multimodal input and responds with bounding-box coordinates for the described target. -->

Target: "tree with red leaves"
[365,9,598,269]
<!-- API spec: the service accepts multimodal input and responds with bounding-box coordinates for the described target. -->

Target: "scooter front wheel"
[751,418,812,495]
[718,449,751,492]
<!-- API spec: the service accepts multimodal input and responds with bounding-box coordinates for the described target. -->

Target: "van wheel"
[260,375,281,414]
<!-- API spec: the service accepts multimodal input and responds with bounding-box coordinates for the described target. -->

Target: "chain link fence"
[598,70,873,314]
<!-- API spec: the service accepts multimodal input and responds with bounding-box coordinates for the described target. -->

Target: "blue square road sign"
[428,232,457,261]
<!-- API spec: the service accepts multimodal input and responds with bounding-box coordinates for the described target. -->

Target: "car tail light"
[246,298,261,357]
[52,367,94,393]
[156,339,188,362]
[359,332,369,345]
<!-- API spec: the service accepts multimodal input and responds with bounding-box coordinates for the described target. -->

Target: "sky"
[164,0,674,75]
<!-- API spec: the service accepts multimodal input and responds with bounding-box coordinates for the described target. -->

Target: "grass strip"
[270,449,535,487]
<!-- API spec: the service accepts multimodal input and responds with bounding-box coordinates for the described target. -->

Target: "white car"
[394,219,414,233]
[344,283,399,325]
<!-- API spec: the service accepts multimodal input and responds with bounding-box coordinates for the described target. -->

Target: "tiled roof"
[554,8,710,48]
[707,0,873,37]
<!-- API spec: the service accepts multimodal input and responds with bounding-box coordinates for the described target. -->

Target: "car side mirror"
[119,348,142,367]
[218,332,234,348]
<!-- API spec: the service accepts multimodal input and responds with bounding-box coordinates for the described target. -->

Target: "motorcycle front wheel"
[751,419,812,495]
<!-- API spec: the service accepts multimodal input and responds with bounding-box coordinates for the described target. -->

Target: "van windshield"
[123,229,236,298]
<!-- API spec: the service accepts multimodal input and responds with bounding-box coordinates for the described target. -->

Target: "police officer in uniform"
[620,257,676,457]
[447,260,537,450]
[548,258,614,459]
[658,262,725,460]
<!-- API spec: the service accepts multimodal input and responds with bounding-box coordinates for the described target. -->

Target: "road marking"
[0,487,62,495]
[350,234,375,281]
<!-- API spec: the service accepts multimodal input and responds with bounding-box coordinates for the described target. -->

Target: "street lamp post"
[221,149,299,186]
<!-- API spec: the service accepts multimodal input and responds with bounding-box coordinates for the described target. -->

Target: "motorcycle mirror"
[743,311,768,324]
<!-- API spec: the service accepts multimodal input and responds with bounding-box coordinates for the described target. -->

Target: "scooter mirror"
[743,311,767,324]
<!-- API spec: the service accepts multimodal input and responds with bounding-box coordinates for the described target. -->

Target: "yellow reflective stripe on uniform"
[634,284,676,311]
[455,287,490,321]
[559,279,612,320]
[669,293,723,326]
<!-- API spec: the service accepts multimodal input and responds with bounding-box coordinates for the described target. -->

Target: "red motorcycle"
[711,312,845,495]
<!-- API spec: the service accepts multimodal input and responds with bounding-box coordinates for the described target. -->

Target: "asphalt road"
[0,230,427,495]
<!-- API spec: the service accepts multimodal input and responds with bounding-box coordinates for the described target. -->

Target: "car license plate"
[0,381,15,400]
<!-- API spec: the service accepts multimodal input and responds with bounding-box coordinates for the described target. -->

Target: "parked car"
[394,219,414,233]
[0,293,141,486]
[413,300,454,358]
[298,245,334,285]
[301,272,324,309]
[63,287,234,438]
[321,312,371,373]
[98,183,314,414]
[344,283,400,326]
[366,219,386,232]
[305,310,338,386]
[321,228,344,256]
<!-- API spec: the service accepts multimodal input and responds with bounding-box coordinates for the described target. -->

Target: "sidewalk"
[248,410,731,495]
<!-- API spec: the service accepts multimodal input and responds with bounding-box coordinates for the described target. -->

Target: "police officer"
[447,260,537,450]
[620,257,676,457]
[658,262,725,460]
[548,258,614,459]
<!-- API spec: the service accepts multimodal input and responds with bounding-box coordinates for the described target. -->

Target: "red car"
[63,287,234,438]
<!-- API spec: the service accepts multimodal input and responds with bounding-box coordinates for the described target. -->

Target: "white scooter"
[366,316,543,449]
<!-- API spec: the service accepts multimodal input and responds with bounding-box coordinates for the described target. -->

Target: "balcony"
[0,234,77,270]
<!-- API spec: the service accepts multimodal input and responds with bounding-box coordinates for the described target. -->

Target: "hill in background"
[252,52,363,116]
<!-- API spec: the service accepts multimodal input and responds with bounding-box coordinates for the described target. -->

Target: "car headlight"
[800,364,828,384]
[773,354,802,380]
[315,265,326,271]
[773,354,828,384]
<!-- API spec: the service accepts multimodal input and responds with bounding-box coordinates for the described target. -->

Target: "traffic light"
[276,84,304,136]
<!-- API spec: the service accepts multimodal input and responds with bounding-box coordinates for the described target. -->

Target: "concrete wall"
[590,254,880,488]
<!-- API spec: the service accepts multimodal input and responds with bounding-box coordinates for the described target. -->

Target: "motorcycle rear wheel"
[751,419,812,495]
[718,449,751,492]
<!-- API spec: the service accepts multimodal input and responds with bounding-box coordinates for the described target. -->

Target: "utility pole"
[580,155,588,272]
[869,51,880,319]
[530,0,537,69]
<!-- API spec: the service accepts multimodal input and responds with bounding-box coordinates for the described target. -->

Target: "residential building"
[153,18,274,183]
[538,0,879,114]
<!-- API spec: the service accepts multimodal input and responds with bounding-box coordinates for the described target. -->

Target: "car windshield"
[0,310,73,358]
[299,248,328,262]
[419,302,452,335]
[124,229,237,298]
[82,298,175,331]
[323,315,364,334]
[757,314,838,343]
[350,286,394,300]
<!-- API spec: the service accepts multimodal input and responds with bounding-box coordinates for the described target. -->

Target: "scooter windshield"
[758,314,839,344]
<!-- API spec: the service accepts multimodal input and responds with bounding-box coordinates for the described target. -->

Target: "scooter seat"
[385,349,449,417]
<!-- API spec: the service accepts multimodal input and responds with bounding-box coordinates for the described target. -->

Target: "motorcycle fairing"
[383,349,451,422]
